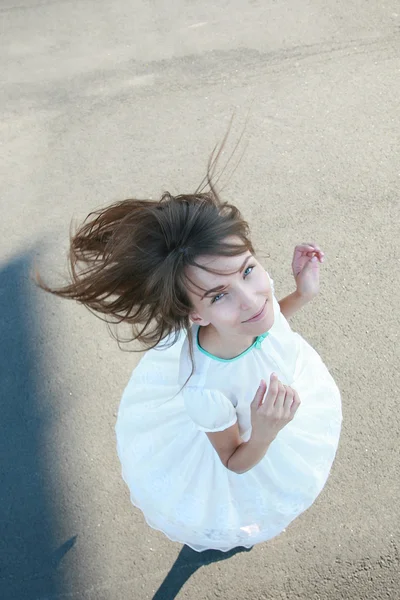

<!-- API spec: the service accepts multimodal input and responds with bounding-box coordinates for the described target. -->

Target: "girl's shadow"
[152,544,253,600]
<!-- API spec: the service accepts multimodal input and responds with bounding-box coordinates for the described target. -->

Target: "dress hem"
[118,460,260,553]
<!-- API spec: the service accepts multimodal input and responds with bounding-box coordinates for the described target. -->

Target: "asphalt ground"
[1,1,399,598]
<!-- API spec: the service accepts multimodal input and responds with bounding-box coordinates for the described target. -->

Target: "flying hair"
[33,127,254,376]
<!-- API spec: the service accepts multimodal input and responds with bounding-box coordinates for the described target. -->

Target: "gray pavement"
[1,1,399,599]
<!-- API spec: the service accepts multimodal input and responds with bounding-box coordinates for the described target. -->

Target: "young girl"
[36,186,342,553]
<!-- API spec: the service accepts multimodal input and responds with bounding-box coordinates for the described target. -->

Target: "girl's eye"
[244,265,255,277]
[211,292,225,304]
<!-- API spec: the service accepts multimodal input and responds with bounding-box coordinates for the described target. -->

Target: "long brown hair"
[33,147,254,360]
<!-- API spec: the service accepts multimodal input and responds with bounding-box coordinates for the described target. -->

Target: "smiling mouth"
[242,300,267,323]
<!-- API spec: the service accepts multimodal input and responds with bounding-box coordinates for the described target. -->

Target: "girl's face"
[186,248,274,338]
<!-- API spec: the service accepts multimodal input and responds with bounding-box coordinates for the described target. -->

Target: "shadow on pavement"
[153,544,253,599]
[0,253,74,600]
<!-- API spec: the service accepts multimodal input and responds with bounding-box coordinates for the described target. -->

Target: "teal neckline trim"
[196,327,269,363]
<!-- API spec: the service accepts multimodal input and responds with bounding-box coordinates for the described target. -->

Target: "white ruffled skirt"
[115,334,342,552]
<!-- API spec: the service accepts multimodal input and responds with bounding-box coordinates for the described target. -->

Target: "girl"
[35,185,342,553]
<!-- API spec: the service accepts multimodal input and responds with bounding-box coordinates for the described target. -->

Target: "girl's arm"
[206,375,300,474]
[206,423,273,475]
[280,242,324,319]
[278,290,311,320]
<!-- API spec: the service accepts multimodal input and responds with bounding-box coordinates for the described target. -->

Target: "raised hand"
[292,242,324,299]
[250,373,301,444]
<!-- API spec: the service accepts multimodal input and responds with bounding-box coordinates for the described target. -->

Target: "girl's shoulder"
[178,325,211,388]
[178,324,248,393]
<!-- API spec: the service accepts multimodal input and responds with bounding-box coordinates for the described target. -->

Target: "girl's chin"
[247,308,274,330]
[238,317,274,338]
[254,319,274,335]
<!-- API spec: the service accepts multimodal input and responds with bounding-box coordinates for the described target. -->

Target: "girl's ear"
[189,311,210,326]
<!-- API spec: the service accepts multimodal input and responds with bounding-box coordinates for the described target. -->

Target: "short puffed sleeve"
[182,386,237,433]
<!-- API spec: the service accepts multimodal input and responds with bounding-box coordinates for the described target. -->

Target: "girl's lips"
[243,300,267,323]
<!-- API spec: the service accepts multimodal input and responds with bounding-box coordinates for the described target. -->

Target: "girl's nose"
[239,290,256,311]
[240,302,251,311]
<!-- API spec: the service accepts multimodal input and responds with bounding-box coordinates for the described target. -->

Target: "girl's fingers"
[295,245,315,253]
[301,242,320,249]
[296,244,325,263]
[291,399,301,416]
[298,243,324,255]
[283,386,295,407]
[264,373,279,405]
[251,379,267,409]
[274,381,286,409]
[290,389,301,412]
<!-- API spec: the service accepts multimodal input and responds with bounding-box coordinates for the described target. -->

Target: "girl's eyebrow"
[200,255,252,300]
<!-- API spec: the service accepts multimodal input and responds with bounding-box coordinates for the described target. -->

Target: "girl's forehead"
[186,251,253,286]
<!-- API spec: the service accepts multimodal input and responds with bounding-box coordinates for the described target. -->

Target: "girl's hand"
[292,242,324,299]
[250,374,301,444]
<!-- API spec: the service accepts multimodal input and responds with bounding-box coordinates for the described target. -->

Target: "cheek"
[209,301,239,325]
[258,269,270,291]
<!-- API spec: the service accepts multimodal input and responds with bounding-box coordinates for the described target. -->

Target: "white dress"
[115,274,342,552]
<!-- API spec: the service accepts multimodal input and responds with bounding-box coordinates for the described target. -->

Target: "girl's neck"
[198,324,256,360]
